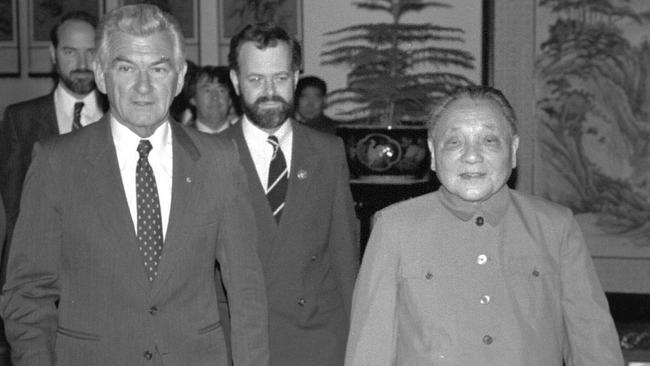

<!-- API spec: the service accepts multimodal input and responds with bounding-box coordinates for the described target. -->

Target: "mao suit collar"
[438,184,511,226]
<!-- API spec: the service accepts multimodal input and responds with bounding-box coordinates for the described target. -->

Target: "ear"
[174,61,188,97]
[427,136,436,172]
[49,44,56,66]
[230,69,241,96]
[511,134,520,168]
[293,70,300,90]
[92,59,107,95]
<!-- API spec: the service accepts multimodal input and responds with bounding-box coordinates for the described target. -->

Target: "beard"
[242,95,294,130]
[58,66,95,95]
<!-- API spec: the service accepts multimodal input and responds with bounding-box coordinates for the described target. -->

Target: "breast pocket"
[506,257,560,318]
[400,261,457,316]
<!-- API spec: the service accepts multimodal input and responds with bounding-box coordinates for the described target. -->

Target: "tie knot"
[74,101,84,113]
[137,140,153,158]
[267,135,279,147]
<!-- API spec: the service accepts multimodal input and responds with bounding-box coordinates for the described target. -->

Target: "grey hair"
[428,85,518,138]
[95,4,185,70]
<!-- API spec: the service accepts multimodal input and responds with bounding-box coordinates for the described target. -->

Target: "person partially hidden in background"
[186,65,240,134]
[294,75,337,134]
[344,85,624,365]
[0,10,106,250]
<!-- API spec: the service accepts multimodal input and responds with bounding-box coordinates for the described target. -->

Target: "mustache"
[70,69,93,75]
[255,95,288,104]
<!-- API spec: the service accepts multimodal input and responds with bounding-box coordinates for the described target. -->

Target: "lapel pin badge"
[297,169,308,180]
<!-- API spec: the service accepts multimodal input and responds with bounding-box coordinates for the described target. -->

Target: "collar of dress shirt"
[438,184,511,226]
[110,114,173,176]
[54,82,101,120]
[241,114,293,166]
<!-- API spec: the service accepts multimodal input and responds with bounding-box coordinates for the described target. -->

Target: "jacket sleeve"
[344,211,398,366]
[0,142,60,366]
[329,138,360,317]
[560,212,624,365]
[215,143,269,366]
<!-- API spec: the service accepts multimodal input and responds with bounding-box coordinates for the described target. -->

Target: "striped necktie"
[266,135,288,222]
[72,101,84,130]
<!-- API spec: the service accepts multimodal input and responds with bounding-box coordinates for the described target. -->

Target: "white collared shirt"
[241,116,293,190]
[54,83,103,134]
[111,116,173,240]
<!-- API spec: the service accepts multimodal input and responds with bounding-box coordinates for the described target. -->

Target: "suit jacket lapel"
[83,116,150,292]
[267,123,320,268]
[151,122,200,297]
[229,123,278,262]
[279,122,319,231]
[37,93,60,139]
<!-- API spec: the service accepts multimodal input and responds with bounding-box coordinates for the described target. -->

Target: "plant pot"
[336,125,431,184]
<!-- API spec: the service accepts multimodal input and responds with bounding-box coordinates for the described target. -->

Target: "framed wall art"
[0,0,19,76]
[219,0,302,44]
[535,1,650,260]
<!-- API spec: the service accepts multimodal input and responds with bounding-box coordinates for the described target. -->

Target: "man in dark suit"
[0,5,269,366]
[219,23,359,366]
[0,11,107,243]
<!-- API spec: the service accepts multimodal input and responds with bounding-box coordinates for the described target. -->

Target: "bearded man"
[218,22,360,366]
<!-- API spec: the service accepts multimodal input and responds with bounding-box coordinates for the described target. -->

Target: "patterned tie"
[266,135,288,222]
[136,140,164,283]
[72,101,84,130]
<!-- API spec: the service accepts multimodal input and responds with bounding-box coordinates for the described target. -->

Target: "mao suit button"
[475,216,484,226]
[310,255,318,262]
[144,350,153,360]
[298,298,306,306]
[479,295,491,305]
[148,305,158,315]
[425,272,433,280]
[532,269,540,277]
[482,335,493,345]
[477,254,488,265]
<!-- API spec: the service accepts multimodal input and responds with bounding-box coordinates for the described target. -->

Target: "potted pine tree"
[321,0,476,183]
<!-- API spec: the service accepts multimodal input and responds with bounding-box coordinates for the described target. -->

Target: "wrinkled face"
[428,97,519,203]
[190,77,232,127]
[94,31,186,137]
[230,41,299,132]
[51,19,97,97]
[297,85,325,120]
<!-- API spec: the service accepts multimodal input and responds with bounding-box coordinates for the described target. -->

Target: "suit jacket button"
[482,335,494,345]
[310,255,317,262]
[148,305,158,315]
[475,216,484,226]
[144,350,153,360]
[298,297,306,306]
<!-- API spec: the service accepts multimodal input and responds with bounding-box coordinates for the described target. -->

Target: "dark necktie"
[72,101,84,130]
[136,140,163,283]
[266,135,288,222]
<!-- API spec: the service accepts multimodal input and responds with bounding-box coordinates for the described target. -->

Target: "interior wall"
[1,0,646,293]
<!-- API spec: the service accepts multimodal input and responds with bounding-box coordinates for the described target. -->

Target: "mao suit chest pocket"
[506,256,561,318]
[400,261,457,314]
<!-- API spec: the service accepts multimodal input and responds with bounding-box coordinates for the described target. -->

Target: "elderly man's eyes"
[484,135,502,146]
[116,64,134,72]
[442,137,461,148]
